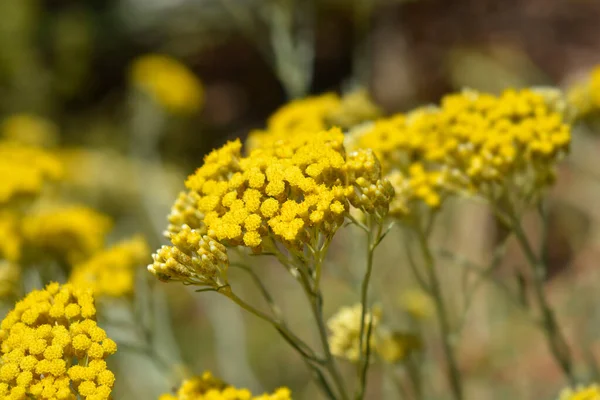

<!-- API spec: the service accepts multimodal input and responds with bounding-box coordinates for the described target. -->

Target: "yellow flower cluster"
[0,141,63,205]
[159,371,292,400]
[558,384,600,400]
[152,128,392,286]
[1,114,58,148]
[130,54,204,115]
[0,283,117,400]
[22,206,113,265]
[351,88,571,217]
[70,236,149,297]
[327,303,381,362]
[149,225,229,286]
[246,91,380,151]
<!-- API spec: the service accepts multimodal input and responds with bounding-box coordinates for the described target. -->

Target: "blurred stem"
[355,216,384,400]
[298,255,350,400]
[267,0,315,99]
[225,290,322,364]
[414,226,464,400]
[508,210,576,385]
[351,0,374,85]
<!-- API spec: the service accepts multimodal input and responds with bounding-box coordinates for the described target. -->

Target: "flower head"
[22,205,113,265]
[130,54,203,114]
[350,88,571,217]
[149,225,229,287]
[0,283,117,399]
[159,371,292,400]
[70,235,150,297]
[153,128,391,287]
[0,142,63,205]
[246,90,380,151]
[327,303,382,363]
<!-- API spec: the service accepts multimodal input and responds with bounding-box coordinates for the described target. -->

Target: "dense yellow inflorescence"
[558,384,600,400]
[1,114,58,148]
[246,91,380,151]
[151,127,393,286]
[70,236,150,297]
[0,283,117,400]
[351,88,571,217]
[130,54,204,115]
[0,141,63,205]
[159,371,292,400]
[22,206,113,265]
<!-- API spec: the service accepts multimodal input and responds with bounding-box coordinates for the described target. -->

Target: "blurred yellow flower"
[376,329,422,364]
[70,235,149,297]
[1,114,58,148]
[0,141,63,205]
[567,66,600,119]
[159,371,292,400]
[0,261,20,298]
[0,210,22,262]
[22,205,113,265]
[558,384,600,400]
[130,54,204,115]
[400,289,434,320]
[0,283,117,399]
[327,303,382,363]
[246,90,380,151]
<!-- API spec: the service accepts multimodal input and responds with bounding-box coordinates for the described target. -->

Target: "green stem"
[509,216,576,385]
[226,291,322,364]
[416,228,464,400]
[355,220,383,400]
[294,256,349,400]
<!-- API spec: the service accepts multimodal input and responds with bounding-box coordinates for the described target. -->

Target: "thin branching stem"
[415,227,464,400]
[355,217,384,400]
[508,212,576,386]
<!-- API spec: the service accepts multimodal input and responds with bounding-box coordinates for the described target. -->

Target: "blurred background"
[3,0,600,399]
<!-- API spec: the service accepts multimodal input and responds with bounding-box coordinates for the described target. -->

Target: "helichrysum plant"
[159,371,292,400]
[0,283,117,399]
[149,126,394,400]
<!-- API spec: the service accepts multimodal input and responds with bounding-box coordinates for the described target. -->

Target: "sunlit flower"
[350,88,571,217]
[159,371,292,400]
[130,54,204,115]
[0,283,117,399]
